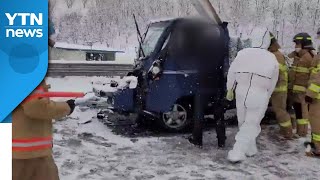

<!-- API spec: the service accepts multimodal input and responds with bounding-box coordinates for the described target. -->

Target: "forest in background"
[50,0,320,51]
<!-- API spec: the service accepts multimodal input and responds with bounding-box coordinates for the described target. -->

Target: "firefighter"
[305,52,320,156]
[13,19,101,180]
[226,31,279,162]
[12,81,100,180]
[268,33,293,139]
[288,33,315,137]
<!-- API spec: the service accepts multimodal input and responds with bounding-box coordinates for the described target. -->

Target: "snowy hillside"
[50,0,320,51]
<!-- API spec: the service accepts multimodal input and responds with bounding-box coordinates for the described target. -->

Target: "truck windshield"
[141,25,167,57]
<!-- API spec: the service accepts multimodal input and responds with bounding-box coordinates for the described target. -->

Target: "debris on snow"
[91,76,138,98]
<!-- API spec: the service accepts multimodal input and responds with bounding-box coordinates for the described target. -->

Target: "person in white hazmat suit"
[226,31,279,163]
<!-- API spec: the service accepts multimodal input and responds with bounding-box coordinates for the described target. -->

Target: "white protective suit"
[227,31,279,162]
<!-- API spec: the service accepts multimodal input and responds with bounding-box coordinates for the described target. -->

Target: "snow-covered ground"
[47,77,320,180]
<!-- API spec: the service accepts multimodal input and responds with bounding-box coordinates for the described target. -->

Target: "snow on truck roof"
[149,17,177,24]
[54,42,125,53]
[150,17,209,24]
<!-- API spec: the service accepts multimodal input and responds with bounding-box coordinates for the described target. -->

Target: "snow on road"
[48,77,320,180]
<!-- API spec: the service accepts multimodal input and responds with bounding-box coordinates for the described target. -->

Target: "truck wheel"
[159,103,193,132]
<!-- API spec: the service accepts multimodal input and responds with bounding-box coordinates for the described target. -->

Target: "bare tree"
[65,0,76,9]
[53,0,320,51]
[49,0,57,17]
[215,0,223,14]
[82,0,89,8]
[271,0,285,33]
[313,0,320,29]
[254,0,270,27]
[289,1,303,31]
[95,0,102,7]
[281,19,285,45]
[227,0,251,35]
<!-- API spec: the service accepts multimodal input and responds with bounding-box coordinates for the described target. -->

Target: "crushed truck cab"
[99,18,231,132]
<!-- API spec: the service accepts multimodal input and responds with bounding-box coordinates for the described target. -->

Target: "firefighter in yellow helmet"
[268,33,293,139]
[288,33,316,137]
[305,52,320,156]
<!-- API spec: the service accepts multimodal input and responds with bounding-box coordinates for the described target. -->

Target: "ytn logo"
[5,13,43,38]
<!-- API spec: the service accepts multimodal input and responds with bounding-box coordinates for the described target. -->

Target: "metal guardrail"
[47,61,134,77]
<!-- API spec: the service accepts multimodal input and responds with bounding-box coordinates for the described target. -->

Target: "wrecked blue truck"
[97,18,234,132]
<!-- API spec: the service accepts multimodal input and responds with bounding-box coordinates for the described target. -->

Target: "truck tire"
[158,101,193,132]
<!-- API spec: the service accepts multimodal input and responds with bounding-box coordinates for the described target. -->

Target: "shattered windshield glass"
[141,24,167,57]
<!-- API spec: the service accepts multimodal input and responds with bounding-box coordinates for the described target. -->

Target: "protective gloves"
[226,90,234,101]
[66,99,75,114]
[65,93,104,115]
[74,93,102,106]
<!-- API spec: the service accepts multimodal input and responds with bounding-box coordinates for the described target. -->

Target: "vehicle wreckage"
[73,0,291,150]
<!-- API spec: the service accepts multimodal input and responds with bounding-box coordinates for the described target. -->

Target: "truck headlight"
[151,66,161,75]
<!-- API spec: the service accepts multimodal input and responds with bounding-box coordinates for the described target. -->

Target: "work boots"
[313,141,320,155]
[279,126,293,139]
[305,141,320,157]
[189,119,203,148]
[297,124,308,137]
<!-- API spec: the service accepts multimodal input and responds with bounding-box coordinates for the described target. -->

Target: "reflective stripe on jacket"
[12,81,71,159]
[13,137,52,151]
[306,55,320,99]
[271,50,288,93]
[288,50,314,93]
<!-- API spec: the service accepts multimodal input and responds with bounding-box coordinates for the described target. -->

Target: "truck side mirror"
[148,59,163,80]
